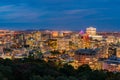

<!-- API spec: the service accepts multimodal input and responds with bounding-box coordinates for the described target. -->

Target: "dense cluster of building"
[0,27,120,72]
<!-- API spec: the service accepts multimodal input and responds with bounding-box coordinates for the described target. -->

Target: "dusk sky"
[0,0,120,31]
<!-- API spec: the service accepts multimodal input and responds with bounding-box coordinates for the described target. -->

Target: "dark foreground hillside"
[0,58,119,80]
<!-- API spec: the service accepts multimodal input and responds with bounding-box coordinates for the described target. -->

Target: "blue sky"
[0,0,120,31]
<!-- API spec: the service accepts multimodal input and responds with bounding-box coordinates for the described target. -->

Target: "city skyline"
[0,0,120,31]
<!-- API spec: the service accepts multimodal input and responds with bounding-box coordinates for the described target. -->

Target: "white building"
[86,27,96,36]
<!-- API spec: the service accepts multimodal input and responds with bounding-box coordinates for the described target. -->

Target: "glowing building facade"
[86,27,96,36]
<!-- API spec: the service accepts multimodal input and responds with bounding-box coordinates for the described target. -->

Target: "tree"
[0,72,5,80]
[43,75,54,80]
[35,52,43,59]
[69,76,78,80]
[30,75,43,80]
[88,70,107,80]
[77,64,91,73]
[59,64,75,76]
[56,76,68,80]
[77,64,92,80]
[0,65,13,80]
[114,73,120,80]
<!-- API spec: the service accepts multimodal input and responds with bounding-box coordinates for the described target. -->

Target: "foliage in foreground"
[0,58,119,80]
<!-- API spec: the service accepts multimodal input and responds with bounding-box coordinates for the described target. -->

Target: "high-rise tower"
[86,27,96,36]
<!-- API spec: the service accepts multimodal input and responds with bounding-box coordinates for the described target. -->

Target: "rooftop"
[75,48,100,55]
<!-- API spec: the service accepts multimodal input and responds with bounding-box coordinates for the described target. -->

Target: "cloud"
[64,8,109,15]
[64,9,85,14]
[0,5,14,12]
[0,4,47,22]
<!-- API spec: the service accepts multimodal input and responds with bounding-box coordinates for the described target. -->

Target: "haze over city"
[0,0,120,31]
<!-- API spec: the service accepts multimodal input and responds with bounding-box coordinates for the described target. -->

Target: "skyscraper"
[86,27,96,36]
